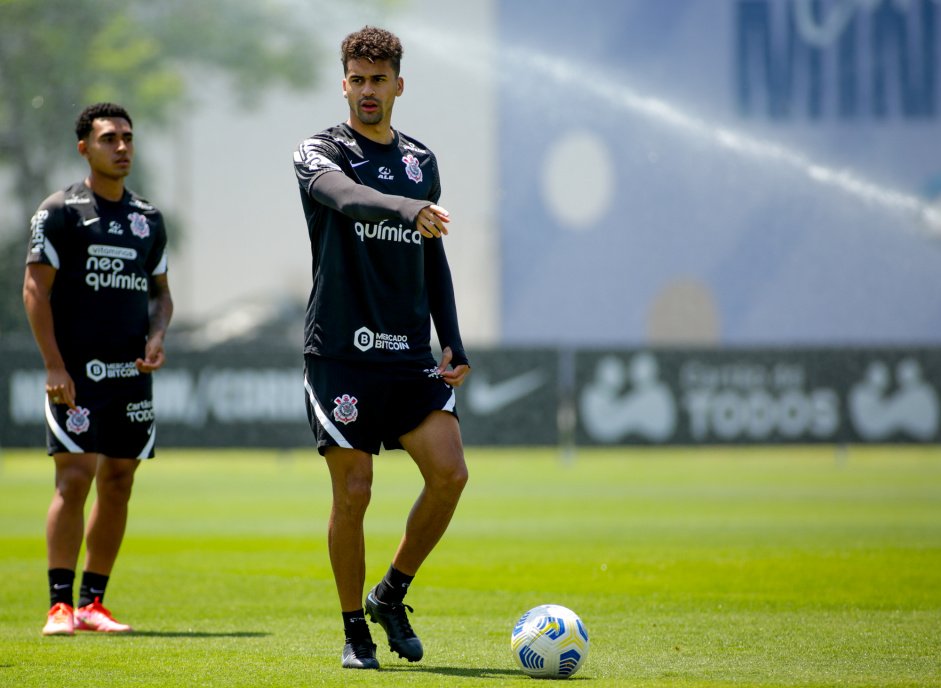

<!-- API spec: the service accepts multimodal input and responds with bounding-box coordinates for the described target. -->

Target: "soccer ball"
[510,604,589,679]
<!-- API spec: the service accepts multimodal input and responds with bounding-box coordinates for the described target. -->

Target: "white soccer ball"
[510,604,589,679]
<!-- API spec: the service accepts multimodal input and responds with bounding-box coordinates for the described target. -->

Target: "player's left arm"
[425,238,470,386]
[136,272,173,373]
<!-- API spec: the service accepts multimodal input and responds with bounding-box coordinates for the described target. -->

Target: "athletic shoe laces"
[348,638,377,658]
[49,602,73,618]
[82,597,114,618]
[384,601,416,638]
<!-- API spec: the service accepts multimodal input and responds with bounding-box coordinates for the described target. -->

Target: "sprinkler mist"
[520,50,941,239]
[400,24,941,239]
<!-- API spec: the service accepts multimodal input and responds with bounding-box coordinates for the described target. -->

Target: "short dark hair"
[340,26,403,75]
[75,102,133,141]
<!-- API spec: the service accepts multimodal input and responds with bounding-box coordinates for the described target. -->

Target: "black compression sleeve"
[424,238,469,368]
[309,170,429,225]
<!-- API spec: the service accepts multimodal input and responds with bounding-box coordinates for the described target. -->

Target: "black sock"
[48,568,75,608]
[78,571,109,608]
[342,609,371,643]
[375,565,414,605]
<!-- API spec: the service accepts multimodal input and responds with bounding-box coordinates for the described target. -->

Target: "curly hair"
[75,102,133,141]
[340,26,403,75]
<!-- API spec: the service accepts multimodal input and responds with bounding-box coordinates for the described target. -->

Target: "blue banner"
[498,0,941,345]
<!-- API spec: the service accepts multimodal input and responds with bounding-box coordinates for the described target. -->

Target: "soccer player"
[293,26,470,669]
[23,102,173,636]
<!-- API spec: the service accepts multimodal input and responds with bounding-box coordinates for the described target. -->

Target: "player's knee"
[56,475,94,504]
[96,470,136,503]
[452,462,469,492]
[428,461,468,499]
[336,474,372,515]
[55,465,95,502]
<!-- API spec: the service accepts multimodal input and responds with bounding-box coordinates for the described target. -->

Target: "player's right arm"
[311,172,450,237]
[294,138,446,235]
[23,263,76,409]
[24,196,77,408]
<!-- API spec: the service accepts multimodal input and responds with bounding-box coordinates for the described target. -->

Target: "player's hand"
[437,346,470,387]
[46,368,77,409]
[136,334,166,373]
[417,204,450,239]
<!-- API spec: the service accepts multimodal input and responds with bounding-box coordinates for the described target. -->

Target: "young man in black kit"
[24,102,172,636]
[293,26,470,669]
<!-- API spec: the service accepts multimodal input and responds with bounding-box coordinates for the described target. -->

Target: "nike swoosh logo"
[466,369,547,415]
[83,217,101,226]
[351,160,369,168]
[53,583,71,590]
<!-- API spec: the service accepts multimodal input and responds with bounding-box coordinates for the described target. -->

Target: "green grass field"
[1,446,939,687]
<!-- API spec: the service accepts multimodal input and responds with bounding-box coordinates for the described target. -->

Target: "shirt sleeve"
[426,151,442,204]
[294,137,345,195]
[25,195,66,269]
[146,211,169,276]
[424,237,469,368]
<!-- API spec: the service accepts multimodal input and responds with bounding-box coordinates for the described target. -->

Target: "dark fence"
[2,342,939,448]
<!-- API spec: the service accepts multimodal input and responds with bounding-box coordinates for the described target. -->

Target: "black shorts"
[45,363,156,459]
[303,355,458,455]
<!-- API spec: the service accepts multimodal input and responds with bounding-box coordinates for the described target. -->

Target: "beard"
[354,101,383,125]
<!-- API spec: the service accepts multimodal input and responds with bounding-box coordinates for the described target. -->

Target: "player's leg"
[305,354,384,667]
[324,447,373,611]
[393,410,467,574]
[47,453,98,570]
[83,455,139,576]
[43,452,97,635]
[365,409,467,662]
[75,372,153,631]
[324,446,380,668]
[74,455,139,633]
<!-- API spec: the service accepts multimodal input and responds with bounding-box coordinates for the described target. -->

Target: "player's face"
[343,58,403,128]
[79,117,134,180]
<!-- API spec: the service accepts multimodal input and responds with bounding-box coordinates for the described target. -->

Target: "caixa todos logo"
[126,400,154,423]
[353,326,410,352]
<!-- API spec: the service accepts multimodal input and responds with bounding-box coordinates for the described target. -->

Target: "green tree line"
[0,0,379,336]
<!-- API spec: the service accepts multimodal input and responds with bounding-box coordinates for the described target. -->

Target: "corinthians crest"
[66,406,91,435]
[333,394,359,425]
[402,153,422,183]
[128,212,150,239]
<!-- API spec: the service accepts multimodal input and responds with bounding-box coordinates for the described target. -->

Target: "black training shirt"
[293,123,467,367]
[26,182,169,367]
